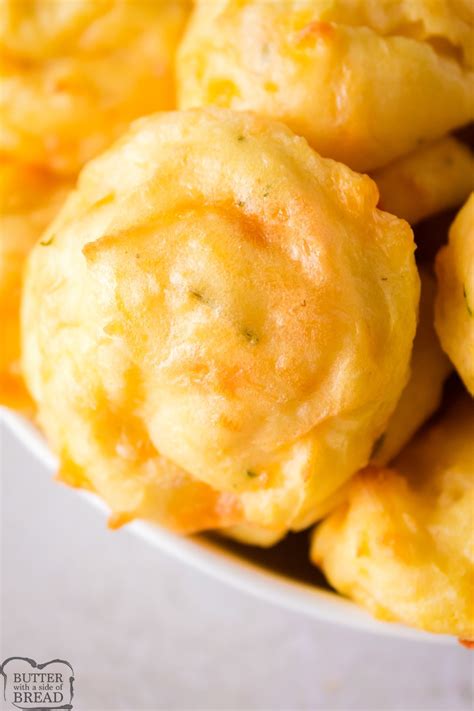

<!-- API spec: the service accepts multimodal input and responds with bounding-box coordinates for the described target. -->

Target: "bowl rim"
[1,406,452,644]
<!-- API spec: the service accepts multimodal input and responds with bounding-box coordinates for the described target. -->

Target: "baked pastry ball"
[435,194,474,395]
[308,267,452,522]
[373,136,474,225]
[22,108,419,536]
[372,268,452,465]
[311,392,474,641]
[178,0,474,172]
[0,159,68,411]
[0,0,189,174]
[228,269,451,544]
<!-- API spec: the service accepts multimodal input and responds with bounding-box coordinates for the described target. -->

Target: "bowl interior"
[1,406,451,644]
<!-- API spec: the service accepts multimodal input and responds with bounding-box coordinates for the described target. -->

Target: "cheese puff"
[178,0,474,172]
[372,268,452,465]
[0,0,190,174]
[435,194,474,394]
[0,159,69,411]
[373,136,474,224]
[22,108,419,535]
[311,392,474,641]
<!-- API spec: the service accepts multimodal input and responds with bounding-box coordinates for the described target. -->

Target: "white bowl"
[1,406,450,643]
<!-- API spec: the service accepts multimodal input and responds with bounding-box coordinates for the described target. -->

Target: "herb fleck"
[246,470,258,478]
[237,135,245,142]
[464,284,473,317]
[190,289,204,302]
[238,201,244,207]
[40,234,55,246]
[243,328,259,345]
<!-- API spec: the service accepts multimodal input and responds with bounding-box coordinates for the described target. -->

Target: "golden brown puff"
[373,136,474,225]
[0,0,116,58]
[311,0,474,66]
[435,194,474,394]
[372,268,452,465]
[0,159,69,412]
[0,0,188,59]
[178,0,474,172]
[21,108,419,535]
[311,392,474,641]
[229,270,453,545]
[294,267,452,529]
[0,0,190,174]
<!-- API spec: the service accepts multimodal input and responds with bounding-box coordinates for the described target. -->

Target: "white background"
[1,427,473,711]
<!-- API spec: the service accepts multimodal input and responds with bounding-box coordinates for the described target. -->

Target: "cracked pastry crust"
[311,392,474,641]
[0,159,68,412]
[178,0,474,172]
[435,194,474,395]
[22,108,419,536]
[0,0,190,174]
[372,135,474,224]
